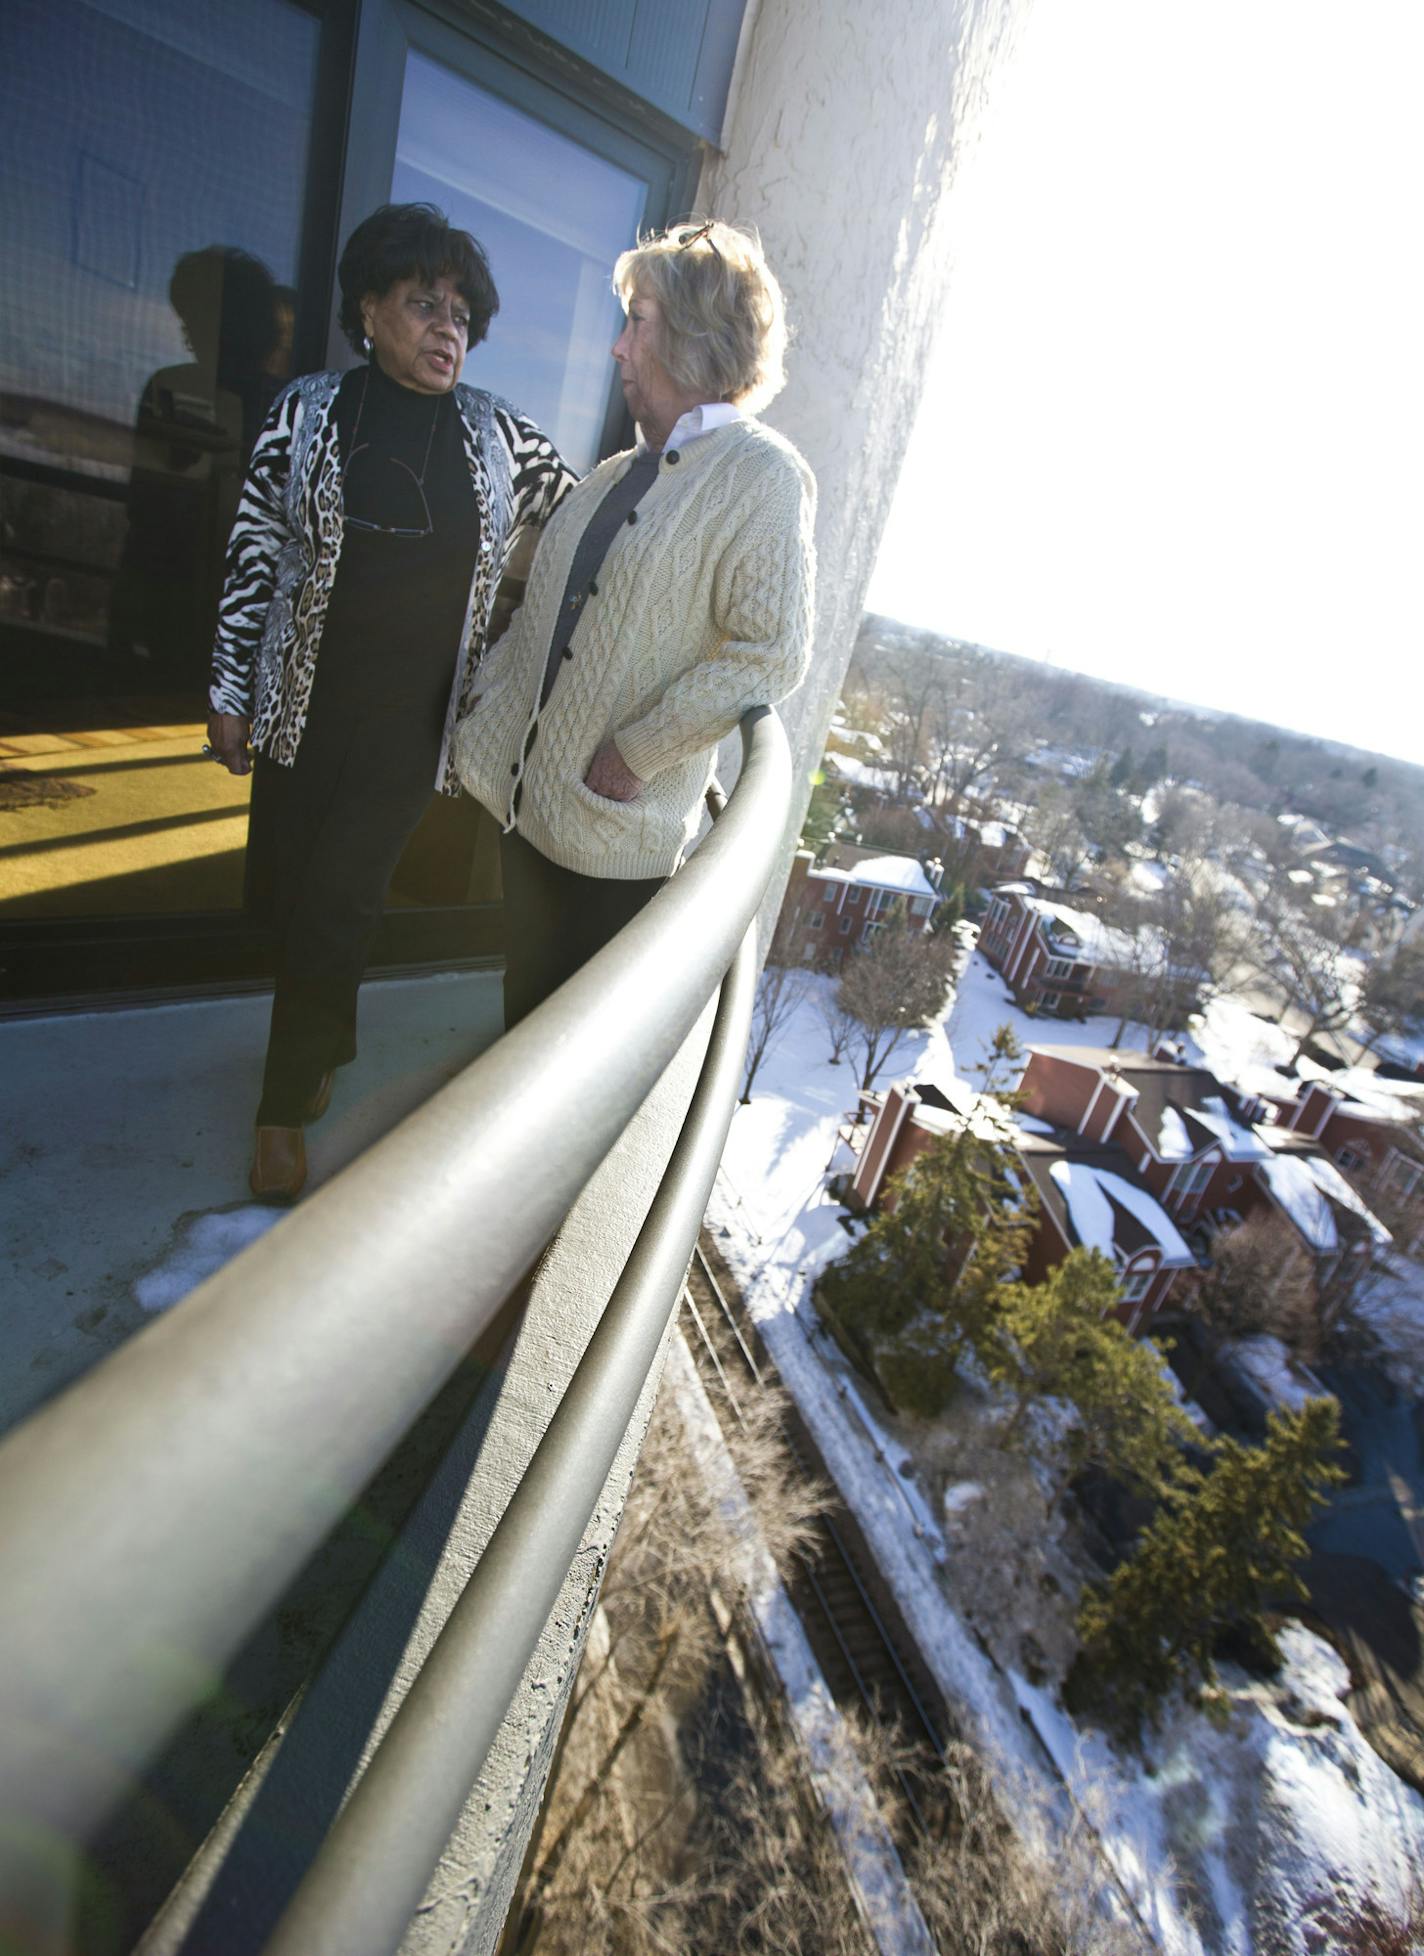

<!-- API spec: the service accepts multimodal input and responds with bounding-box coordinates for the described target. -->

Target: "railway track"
[681,1237,955,1845]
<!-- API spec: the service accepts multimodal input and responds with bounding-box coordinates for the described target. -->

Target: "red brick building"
[773,845,942,967]
[1273,1073,1424,1256]
[844,1076,1197,1332]
[978,884,1199,1024]
[1020,1046,1392,1299]
[844,1042,1395,1337]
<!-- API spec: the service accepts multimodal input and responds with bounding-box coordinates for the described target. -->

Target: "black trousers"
[498,827,664,1031]
[249,715,438,1126]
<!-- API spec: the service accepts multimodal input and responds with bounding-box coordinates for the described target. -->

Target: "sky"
[866,2,1424,766]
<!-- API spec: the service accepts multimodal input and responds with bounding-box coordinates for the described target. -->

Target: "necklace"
[340,367,444,538]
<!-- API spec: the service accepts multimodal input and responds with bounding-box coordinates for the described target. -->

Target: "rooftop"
[816,845,939,899]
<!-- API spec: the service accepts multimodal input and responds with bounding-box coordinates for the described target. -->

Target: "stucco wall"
[700,0,1031,891]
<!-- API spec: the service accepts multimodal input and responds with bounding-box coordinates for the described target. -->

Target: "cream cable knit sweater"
[452,418,817,879]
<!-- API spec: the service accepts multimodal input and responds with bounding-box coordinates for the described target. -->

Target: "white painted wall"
[701,0,1032,866]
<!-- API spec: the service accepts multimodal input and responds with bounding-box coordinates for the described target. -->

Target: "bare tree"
[1026,782,1092,890]
[518,1379,829,1956]
[816,983,858,1066]
[924,655,1031,818]
[1246,889,1369,1064]
[1196,1214,1322,1361]
[1359,941,1424,1056]
[1108,873,1240,1048]
[741,961,812,1102]
[524,1364,1144,1956]
[836,927,956,1090]
[879,642,945,799]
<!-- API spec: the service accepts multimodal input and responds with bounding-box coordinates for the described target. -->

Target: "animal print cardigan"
[208,369,575,793]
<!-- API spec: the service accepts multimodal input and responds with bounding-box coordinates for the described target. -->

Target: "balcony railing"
[0,707,792,1952]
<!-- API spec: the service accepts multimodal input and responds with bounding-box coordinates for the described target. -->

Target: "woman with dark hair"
[207,203,574,1199]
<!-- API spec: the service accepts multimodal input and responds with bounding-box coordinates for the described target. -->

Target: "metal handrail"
[263,907,760,1953]
[0,707,791,1906]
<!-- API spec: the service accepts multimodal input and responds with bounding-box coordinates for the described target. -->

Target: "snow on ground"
[938,949,1154,1092]
[1013,1627,1424,1956]
[715,955,1424,1954]
[132,1205,281,1312]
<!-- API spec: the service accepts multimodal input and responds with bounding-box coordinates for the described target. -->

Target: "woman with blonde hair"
[454,219,817,1025]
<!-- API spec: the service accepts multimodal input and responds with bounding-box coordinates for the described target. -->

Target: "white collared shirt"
[638,400,744,455]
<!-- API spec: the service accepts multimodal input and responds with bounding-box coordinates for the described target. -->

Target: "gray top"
[539,446,663,707]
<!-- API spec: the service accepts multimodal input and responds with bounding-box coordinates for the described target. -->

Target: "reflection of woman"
[453,220,816,1027]
[112,245,284,672]
[207,203,574,1199]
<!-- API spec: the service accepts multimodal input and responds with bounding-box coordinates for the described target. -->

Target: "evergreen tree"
[818,1028,1032,1387]
[799,772,844,856]
[1071,1399,1345,1727]
[985,1249,1196,1494]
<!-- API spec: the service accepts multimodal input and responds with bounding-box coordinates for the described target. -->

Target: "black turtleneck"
[312,359,479,728]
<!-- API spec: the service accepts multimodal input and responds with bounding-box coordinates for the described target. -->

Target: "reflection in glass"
[0,0,319,923]
[392,52,646,473]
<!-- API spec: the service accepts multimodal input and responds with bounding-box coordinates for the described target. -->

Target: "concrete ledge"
[137,1000,715,1956]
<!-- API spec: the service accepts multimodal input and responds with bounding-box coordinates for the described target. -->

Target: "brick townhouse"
[978,884,1199,1023]
[773,845,942,967]
[844,1075,1197,1333]
[844,1041,1393,1335]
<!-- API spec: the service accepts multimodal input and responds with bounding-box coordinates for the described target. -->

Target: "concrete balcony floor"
[1,968,504,1439]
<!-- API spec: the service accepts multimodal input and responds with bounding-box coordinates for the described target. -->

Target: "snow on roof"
[825,752,900,793]
[1297,1063,1424,1124]
[911,1085,1018,1145]
[811,855,938,898]
[1192,1095,1274,1161]
[1257,1151,1391,1253]
[1182,993,1301,1103]
[1024,898,1157,972]
[1158,1106,1194,1161]
[846,854,938,897]
[1301,1154,1392,1247]
[1047,1159,1195,1267]
[1258,1155,1339,1253]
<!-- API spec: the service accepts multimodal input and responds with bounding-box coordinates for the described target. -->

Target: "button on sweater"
[453,418,816,881]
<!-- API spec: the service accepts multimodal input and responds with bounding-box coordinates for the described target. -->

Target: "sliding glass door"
[0,0,696,1000]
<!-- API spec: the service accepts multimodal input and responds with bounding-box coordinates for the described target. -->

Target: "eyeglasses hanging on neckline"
[339,370,443,539]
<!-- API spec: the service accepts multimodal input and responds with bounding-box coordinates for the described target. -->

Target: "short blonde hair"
[612,219,788,412]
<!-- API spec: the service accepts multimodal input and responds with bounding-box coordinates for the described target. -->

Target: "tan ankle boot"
[250,1125,307,1202]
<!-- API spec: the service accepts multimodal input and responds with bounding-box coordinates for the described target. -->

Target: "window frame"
[336,0,701,461]
[0,0,705,1006]
[1119,1264,1154,1304]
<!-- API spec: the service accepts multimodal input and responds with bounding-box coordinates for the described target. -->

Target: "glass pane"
[392,51,646,473]
[0,0,320,923]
